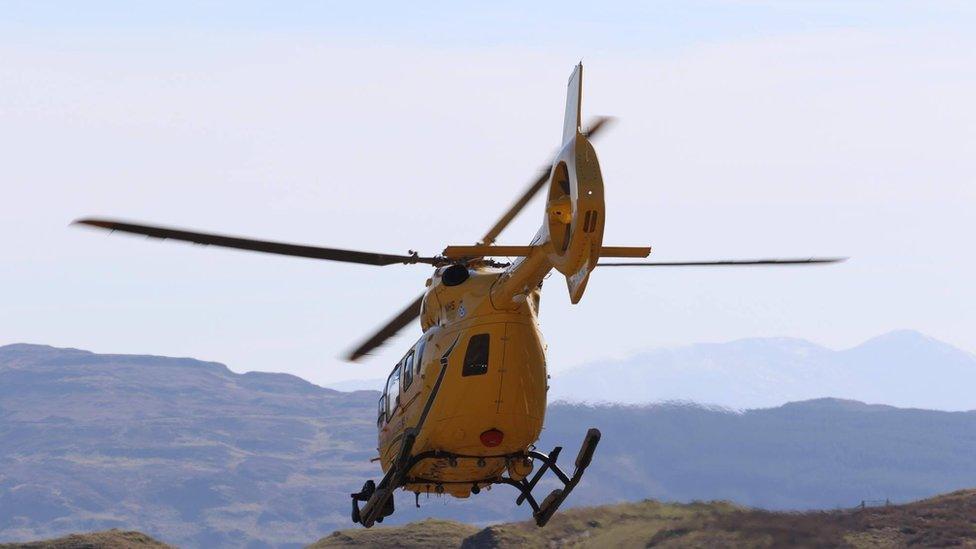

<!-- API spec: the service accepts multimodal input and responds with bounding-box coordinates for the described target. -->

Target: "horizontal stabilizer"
[443,245,534,258]
[600,246,651,258]
[443,244,650,259]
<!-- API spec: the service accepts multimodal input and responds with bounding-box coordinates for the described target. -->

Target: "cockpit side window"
[402,352,415,390]
[385,364,401,418]
[415,337,427,376]
[462,333,490,377]
[377,394,386,426]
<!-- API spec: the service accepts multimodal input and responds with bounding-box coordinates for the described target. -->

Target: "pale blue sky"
[2,2,974,388]
[4,2,973,48]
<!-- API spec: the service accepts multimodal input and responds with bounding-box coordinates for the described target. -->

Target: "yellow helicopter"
[75,63,843,528]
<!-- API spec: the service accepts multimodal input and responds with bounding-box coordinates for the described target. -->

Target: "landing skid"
[350,427,601,528]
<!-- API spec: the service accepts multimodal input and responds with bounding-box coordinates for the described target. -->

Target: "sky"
[2,1,975,388]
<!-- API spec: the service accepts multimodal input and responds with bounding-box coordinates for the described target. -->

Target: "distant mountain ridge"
[551,330,976,410]
[3,341,976,547]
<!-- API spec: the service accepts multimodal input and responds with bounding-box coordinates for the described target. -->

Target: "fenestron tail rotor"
[478,116,614,247]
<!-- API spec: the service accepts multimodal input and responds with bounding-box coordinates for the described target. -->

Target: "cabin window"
[462,333,490,377]
[386,365,401,417]
[402,352,415,390]
[377,395,386,426]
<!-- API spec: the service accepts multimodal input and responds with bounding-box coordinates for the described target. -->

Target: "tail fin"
[547,63,605,304]
[561,63,582,145]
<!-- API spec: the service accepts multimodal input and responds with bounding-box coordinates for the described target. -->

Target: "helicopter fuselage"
[376,263,549,497]
[374,115,609,498]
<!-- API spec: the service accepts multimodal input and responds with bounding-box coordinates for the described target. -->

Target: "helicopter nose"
[480,428,504,448]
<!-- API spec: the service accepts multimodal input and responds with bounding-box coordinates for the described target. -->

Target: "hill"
[4,342,976,547]
[0,529,172,548]
[9,490,976,547]
[313,489,976,548]
[0,343,377,547]
[551,330,976,410]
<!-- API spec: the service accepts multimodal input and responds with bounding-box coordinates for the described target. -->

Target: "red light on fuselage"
[480,428,504,447]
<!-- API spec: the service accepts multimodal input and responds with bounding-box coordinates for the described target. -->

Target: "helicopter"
[75,63,843,528]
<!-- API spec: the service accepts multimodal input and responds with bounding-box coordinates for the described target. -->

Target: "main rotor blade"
[346,294,424,362]
[478,116,615,246]
[74,218,437,266]
[598,257,847,267]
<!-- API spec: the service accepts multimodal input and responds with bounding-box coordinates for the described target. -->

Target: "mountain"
[3,342,976,547]
[323,378,385,393]
[0,344,378,548]
[542,399,976,511]
[551,330,976,410]
[311,489,976,548]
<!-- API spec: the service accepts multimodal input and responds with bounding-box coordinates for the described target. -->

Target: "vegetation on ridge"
[0,529,172,549]
[312,489,976,548]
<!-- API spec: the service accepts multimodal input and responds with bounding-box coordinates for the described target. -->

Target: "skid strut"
[350,427,601,528]
[510,428,601,526]
[351,429,416,528]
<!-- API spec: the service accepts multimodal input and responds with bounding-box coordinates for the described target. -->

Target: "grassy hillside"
[10,490,975,548]
[312,489,976,548]
[312,519,479,548]
[0,529,172,548]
